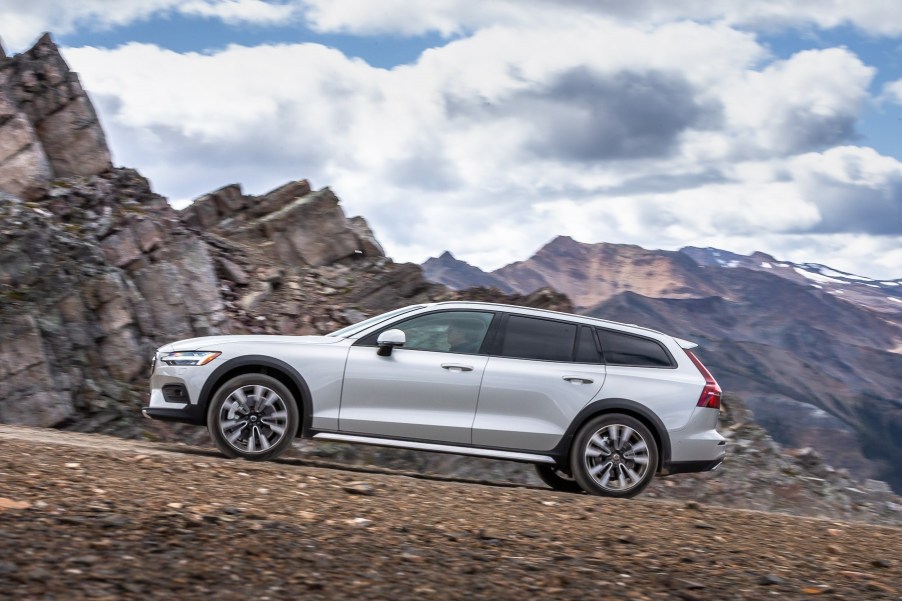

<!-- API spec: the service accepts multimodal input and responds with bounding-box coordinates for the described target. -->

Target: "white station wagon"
[143,301,725,497]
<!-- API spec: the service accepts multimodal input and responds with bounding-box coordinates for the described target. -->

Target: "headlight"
[160,351,221,366]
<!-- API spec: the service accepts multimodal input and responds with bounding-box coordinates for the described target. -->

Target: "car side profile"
[143,301,725,497]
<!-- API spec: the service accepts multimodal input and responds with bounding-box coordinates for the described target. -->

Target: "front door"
[339,310,495,444]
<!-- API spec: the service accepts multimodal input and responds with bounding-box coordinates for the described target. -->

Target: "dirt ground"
[0,425,899,600]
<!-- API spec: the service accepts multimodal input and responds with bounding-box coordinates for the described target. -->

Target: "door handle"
[441,363,474,372]
[563,376,594,384]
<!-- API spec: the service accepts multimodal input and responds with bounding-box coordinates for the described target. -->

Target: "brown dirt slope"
[0,426,899,600]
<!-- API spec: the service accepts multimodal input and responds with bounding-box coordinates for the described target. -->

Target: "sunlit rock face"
[0,33,111,199]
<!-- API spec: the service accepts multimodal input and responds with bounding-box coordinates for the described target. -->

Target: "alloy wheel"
[218,385,289,454]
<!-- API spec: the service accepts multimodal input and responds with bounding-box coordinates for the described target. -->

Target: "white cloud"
[884,79,902,105]
[0,0,300,50]
[178,0,295,24]
[720,49,874,156]
[298,0,902,37]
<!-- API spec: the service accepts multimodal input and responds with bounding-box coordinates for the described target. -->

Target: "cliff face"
[0,169,227,429]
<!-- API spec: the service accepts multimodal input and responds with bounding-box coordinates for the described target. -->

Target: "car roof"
[427,300,670,339]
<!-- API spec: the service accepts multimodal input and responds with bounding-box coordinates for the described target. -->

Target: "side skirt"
[311,433,556,465]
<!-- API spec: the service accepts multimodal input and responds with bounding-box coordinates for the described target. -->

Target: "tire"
[570,413,658,498]
[207,373,299,461]
[534,464,584,493]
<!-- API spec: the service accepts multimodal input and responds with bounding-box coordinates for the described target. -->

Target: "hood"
[158,335,343,353]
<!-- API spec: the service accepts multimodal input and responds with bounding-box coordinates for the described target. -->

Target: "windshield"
[326,305,426,338]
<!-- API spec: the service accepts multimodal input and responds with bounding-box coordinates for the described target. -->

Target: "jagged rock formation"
[182,180,383,267]
[0,169,227,429]
[0,34,111,199]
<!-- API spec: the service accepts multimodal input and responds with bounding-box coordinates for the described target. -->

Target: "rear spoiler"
[674,337,698,350]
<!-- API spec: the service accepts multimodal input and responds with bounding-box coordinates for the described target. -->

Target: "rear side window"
[597,329,674,368]
[499,315,577,362]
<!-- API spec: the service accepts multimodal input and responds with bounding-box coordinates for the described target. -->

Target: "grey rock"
[251,188,361,266]
[347,216,385,258]
[218,257,250,286]
[0,33,111,185]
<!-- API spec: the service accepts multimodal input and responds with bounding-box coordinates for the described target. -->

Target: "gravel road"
[0,425,899,600]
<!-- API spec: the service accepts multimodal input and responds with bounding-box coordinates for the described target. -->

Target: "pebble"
[759,574,784,586]
[871,558,892,568]
[478,528,503,541]
[0,561,18,575]
[0,498,32,510]
[694,521,717,530]
[617,534,637,544]
[865,581,896,594]
[343,482,374,496]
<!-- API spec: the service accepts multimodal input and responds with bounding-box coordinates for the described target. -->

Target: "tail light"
[684,349,722,409]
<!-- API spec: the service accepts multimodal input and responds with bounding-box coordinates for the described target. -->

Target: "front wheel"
[534,464,584,493]
[570,413,658,498]
[207,373,299,461]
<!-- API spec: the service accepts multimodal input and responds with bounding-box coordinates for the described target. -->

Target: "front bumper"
[142,404,206,425]
[143,351,221,425]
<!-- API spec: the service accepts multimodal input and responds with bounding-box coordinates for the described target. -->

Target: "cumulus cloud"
[720,49,874,157]
[884,79,902,105]
[298,0,902,37]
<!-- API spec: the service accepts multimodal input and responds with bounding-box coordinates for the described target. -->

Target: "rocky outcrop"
[182,181,383,267]
[0,33,111,188]
[0,169,228,429]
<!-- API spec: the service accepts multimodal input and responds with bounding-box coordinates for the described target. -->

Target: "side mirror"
[376,329,406,356]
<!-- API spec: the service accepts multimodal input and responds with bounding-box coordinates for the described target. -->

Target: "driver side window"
[381,311,494,354]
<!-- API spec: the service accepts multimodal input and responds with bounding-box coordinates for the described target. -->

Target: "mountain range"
[423,236,902,490]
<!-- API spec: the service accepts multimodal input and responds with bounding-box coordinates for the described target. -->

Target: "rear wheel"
[207,373,299,461]
[570,413,658,498]
[534,464,584,493]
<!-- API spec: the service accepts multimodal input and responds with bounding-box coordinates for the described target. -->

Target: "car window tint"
[574,326,603,363]
[597,329,673,367]
[499,315,577,362]
[391,311,494,354]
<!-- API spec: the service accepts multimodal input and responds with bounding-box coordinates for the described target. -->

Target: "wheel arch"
[200,355,314,437]
[551,398,672,473]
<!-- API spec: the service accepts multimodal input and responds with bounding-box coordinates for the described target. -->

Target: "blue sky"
[2,1,901,278]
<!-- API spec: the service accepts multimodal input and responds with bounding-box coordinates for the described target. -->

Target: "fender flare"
[199,355,314,436]
[550,397,672,469]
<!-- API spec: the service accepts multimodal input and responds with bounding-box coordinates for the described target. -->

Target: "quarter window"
[499,315,577,362]
[597,329,674,368]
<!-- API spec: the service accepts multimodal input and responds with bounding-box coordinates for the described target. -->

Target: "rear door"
[472,316,605,451]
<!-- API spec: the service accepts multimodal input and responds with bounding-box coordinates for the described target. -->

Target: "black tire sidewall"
[570,413,658,499]
[207,373,299,461]
[534,464,584,493]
